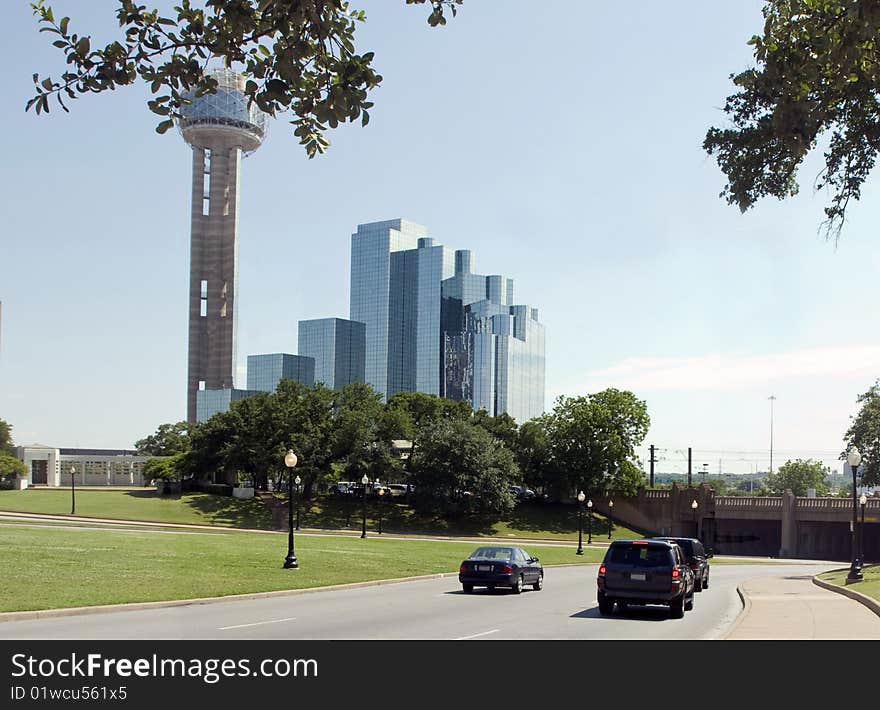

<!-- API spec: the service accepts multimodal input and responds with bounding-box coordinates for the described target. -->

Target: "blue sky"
[1,1,877,476]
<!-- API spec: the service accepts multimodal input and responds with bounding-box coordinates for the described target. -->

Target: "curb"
[0,572,459,625]
[718,583,751,640]
[812,566,880,619]
[0,562,597,625]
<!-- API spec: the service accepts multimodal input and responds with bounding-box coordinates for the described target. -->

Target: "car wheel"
[670,595,685,619]
[703,576,709,590]
[685,592,694,611]
[512,575,524,594]
[533,573,544,591]
[597,592,614,616]
[694,573,703,592]
[462,583,473,593]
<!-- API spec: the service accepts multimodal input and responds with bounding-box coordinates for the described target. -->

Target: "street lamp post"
[691,499,699,540]
[377,482,385,535]
[283,451,299,569]
[587,498,593,544]
[70,465,76,515]
[360,473,369,539]
[847,447,863,583]
[859,493,867,570]
[294,475,301,531]
[576,491,585,555]
[608,500,614,539]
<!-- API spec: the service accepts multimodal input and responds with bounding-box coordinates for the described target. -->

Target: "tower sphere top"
[178,68,268,154]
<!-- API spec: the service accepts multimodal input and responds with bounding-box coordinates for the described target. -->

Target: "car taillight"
[500,565,513,574]
[459,564,468,574]
[671,568,680,579]
[598,565,606,576]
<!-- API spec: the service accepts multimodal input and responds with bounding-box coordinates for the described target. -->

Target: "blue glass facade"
[196,388,261,423]
[348,220,545,422]
[387,237,454,397]
[297,318,366,389]
[440,250,545,423]
[246,353,315,392]
[350,220,427,399]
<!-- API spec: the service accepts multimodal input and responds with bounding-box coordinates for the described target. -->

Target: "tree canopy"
[765,458,830,496]
[843,379,880,486]
[0,418,15,455]
[134,421,194,456]
[705,1,880,241]
[28,0,462,157]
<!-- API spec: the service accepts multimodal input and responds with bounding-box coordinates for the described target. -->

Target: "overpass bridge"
[593,483,879,561]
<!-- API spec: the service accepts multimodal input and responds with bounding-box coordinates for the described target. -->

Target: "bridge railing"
[716,496,782,510]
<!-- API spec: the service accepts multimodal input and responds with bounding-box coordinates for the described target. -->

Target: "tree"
[0,454,28,478]
[842,379,880,486]
[765,458,830,496]
[540,389,650,501]
[385,391,472,473]
[0,418,16,455]
[28,0,462,157]
[409,419,518,517]
[134,421,193,456]
[513,418,551,494]
[704,2,880,241]
[471,410,519,451]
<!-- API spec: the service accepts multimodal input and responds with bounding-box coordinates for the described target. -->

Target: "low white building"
[15,445,152,487]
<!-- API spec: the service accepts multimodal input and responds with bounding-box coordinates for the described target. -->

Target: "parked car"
[509,485,536,500]
[330,481,357,498]
[652,536,711,591]
[458,545,543,594]
[386,483,408,498]
[596,539,695,618]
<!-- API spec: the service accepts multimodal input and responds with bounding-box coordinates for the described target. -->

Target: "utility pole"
[649,445,656,488]
[769,395,776,476]
[687,447,692,488]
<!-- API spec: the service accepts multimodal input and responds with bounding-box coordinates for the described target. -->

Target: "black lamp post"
[70,465,76,515]
[608,499,614,539]
[283,450,299,569]
[859,493,867,569]
[360,473,369,539]
[847,447,863,583]
[377,481,385,535]
[294,475,301,531]
[576,491,585,555]
[691,499,699,540]
[587,498,593,544]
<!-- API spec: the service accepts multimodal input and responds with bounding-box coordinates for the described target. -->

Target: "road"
[0,562,837,640]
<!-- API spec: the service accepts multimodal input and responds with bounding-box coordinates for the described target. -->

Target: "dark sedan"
[458,546,543,594]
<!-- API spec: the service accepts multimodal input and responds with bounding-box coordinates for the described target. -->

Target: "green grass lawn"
[0,489,644,541]
[0,489,274,529]
[817,564,880,603]
[0,522,603,612]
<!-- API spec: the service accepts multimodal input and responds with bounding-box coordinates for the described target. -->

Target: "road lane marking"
[455,629,500,640]
[218,617,297,630]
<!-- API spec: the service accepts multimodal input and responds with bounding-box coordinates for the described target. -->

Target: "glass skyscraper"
[297,318,366,389]
[440,251,545,423]
[350,219,429,399]
[246,353,315,392]
[349,220,545,422]
[196,388,261,423]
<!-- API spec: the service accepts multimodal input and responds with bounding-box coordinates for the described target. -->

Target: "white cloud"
[560,345,880,394]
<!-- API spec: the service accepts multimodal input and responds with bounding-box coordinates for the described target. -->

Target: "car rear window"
[608,544,673,567]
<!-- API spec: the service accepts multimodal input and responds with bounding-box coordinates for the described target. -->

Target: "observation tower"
[178,68,268,422]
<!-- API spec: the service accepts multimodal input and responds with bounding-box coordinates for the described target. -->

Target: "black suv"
[597,539,695,618]
[652,536,711,591]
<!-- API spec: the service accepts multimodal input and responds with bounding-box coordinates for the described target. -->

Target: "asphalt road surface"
[0,562,837,640]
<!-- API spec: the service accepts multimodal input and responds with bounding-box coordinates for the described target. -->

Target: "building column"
[779,489,797,558]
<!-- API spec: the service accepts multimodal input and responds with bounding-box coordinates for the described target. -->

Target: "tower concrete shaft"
[186,141,243,422]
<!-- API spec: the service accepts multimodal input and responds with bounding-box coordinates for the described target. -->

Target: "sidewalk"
[724,572,880,639]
